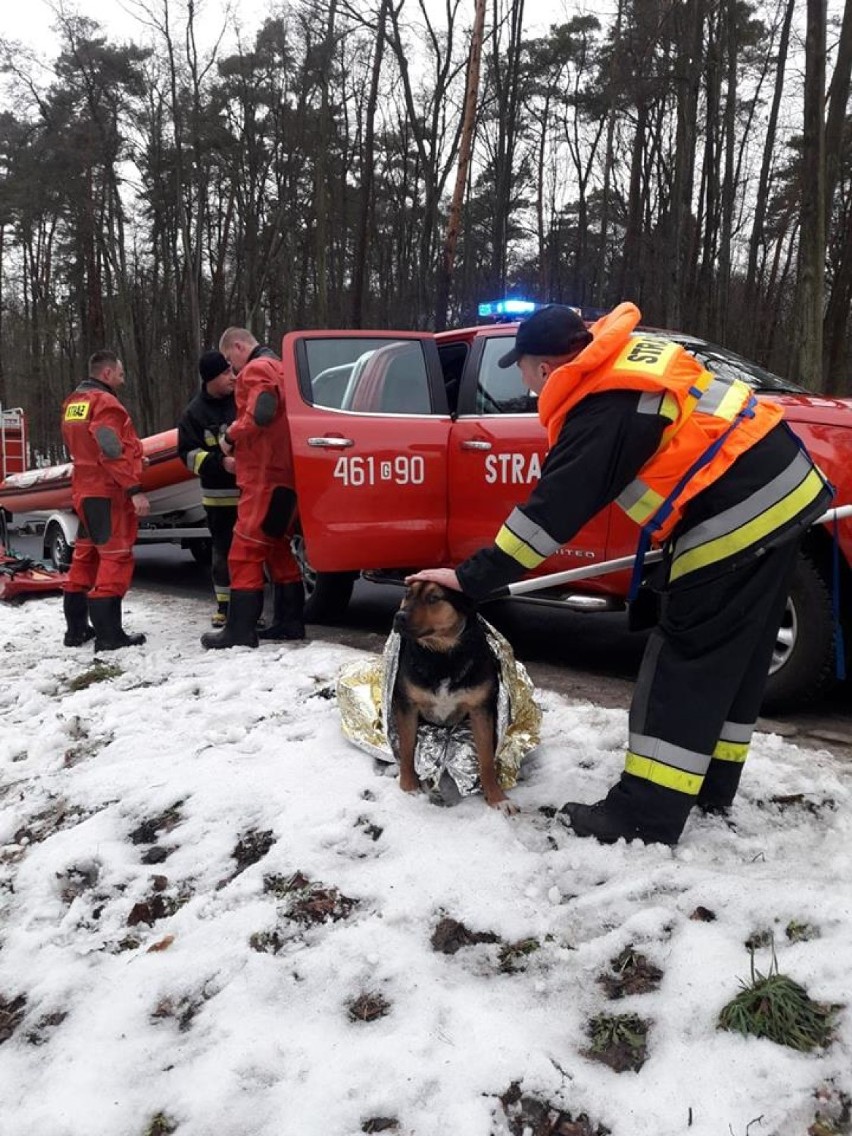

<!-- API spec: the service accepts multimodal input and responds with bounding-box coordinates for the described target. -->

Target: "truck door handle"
[460,439,492,451]
[307,436,355,449]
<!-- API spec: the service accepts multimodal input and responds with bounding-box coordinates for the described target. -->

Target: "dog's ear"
[442,587,477,617]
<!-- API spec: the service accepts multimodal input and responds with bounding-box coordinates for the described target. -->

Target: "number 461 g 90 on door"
[333,455,425,487]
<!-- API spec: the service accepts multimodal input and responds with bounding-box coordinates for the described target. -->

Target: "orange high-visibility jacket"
[537,303,783,541]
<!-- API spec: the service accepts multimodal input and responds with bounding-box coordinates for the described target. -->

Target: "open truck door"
[280,330,452,576]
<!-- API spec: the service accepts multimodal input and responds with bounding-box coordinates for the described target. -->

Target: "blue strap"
[627,395,757,601]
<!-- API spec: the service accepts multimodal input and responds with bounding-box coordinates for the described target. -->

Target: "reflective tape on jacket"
[495,506,562,569]
[669,458,826,582]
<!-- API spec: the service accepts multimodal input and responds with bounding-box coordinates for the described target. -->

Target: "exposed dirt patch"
[496,1083,610,1135]
[151,980,216,1033]
[689,905,716,922]
[498,938,542,974]
[26,1010,68,1046]
[583,1012,649,1073]
[757,793,836,817]
[129,803,185,846]
[141,845,172,865]
[361,1120,399,1133]
[347,991,391,1023]
[217,828,277,887]
[809,1081,852,1135]
[56,861,100,904]
[786,919,820,943]
[143,1113,178,1136]
[0,993,27,1044]
[431,917,499,955]
[12,798,88,853]
[127,877,191,927]
[355,815,383,841]
[263,871,358,924]
[67,661,123,691]
[597,946,663,999]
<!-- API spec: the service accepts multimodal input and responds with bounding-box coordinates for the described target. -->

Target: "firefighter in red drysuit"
[200,327,304,649]
[408,303,833,844]
[61,350,151,651]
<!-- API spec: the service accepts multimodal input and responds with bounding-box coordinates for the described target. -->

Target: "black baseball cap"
[498,304,593,368]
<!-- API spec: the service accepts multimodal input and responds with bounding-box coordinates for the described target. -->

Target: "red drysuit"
[61,380,145,599]
[225,348,301,590]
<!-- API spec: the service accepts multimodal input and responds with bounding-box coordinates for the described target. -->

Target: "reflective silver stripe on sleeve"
[254,390,278,426]
[503,507,562,558]
[628,732,711,774]
[186,448,204,474]
[95,426,123,459]
[637,392,664,415]
[671,450,814,559]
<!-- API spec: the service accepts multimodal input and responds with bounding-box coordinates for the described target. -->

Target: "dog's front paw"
[398,773,422,795]
[485,791,519,816]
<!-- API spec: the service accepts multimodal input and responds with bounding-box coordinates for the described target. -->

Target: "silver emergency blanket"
[336,617,542,798]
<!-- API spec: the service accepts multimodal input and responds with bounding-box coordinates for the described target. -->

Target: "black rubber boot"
[696,759,744,815]
[63,591,95,647]
[257,583,306,641]
[558,774,694,846]
[201,589,263,649]
[88,596,146,652]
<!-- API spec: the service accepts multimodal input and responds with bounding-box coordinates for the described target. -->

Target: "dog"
[390,580,516,814]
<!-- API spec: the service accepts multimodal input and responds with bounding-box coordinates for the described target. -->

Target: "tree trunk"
[435,0,486,331]
[794,0,827,389]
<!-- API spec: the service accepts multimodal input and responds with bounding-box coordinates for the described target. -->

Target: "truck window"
[303,338,433,414]
[475,338,538,414]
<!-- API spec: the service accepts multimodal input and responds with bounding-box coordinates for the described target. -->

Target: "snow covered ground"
[1,591,850,1136]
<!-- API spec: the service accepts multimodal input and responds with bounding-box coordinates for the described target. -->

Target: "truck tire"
[45,520,73,571]
[291,530,356,623]
[761,550,837,713]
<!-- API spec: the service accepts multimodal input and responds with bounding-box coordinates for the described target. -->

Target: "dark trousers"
[629,537,801,781]
[206,504,238,606]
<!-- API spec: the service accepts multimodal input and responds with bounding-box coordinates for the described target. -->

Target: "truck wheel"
[45,520,73,570]
[291,531,356,623]
[761,551,837,713]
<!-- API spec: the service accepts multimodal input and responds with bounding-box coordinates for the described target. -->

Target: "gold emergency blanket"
[336,617,542,798]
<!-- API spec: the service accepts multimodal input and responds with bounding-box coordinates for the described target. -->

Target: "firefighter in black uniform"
[177,351,239,626]
[409,303,833,846]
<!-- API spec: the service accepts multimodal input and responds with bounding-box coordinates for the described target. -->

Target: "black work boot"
[201,589,264,649]
[558,774,694,846]
[88,596,146,652]
[257,583,306,641]
[696,759,744,815]
[63,591,95,647]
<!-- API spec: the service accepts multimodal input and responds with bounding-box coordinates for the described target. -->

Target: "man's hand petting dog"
[390,580,518,815]
[404,568,462,592]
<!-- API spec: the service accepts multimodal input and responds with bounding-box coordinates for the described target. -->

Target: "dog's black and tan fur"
[391,581,515,812]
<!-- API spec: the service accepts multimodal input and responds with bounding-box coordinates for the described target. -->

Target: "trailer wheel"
[761,550,837,713]
[45,520,73,571]
[291,530,356,623]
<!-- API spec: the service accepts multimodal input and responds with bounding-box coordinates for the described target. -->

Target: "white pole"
[505,503,852,597]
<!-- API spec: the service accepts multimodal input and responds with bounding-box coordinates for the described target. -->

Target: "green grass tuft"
[718,945,838,1051]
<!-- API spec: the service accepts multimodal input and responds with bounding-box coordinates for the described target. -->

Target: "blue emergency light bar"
[477,298,539,319]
